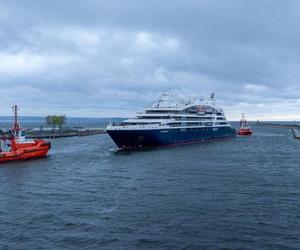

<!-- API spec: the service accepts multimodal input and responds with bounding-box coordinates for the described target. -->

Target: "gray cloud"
[1,0,300,120]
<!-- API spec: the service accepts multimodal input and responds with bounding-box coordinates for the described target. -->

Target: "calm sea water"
[1,124,300,249]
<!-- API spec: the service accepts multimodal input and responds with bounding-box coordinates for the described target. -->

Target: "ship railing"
[108,123,165,129]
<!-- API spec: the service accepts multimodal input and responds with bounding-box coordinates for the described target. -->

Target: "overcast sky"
[1,0,300,120]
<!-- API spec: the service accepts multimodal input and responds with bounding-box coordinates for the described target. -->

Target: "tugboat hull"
[107,127,236,149]
[0,141,51,163]
[238,128,253,136]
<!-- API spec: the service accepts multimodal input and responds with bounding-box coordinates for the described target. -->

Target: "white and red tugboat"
[0,106,51,163]
[238,113,253,136]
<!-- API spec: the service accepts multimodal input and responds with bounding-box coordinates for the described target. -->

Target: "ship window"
[169,122,181,126]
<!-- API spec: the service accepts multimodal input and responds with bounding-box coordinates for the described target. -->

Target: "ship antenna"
[209,93,215,106]
[12,105,21,133]
[240,113,246,127]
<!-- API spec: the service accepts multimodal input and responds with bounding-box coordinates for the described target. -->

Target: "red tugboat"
[0,106,51,163]
[238,113,253,136]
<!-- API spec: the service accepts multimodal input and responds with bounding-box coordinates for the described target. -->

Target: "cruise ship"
[106,91,236,149]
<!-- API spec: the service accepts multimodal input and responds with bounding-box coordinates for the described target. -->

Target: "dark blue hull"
[107,126,236,149]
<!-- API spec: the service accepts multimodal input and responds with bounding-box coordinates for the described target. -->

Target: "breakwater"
[26,128,106,139]
[291,128,300,139]
[254,123,300,129]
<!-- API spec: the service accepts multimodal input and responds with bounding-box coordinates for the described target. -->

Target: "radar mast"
[12,105,21,133]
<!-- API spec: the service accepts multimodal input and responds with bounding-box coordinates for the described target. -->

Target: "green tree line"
[46,115,66,131]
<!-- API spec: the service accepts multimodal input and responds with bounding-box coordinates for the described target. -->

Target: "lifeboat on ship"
[0,106,51,163]
[238,113,253,136]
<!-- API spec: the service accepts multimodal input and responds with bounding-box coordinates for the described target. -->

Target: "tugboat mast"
[12,105,21,133]
[240,113,247,127]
